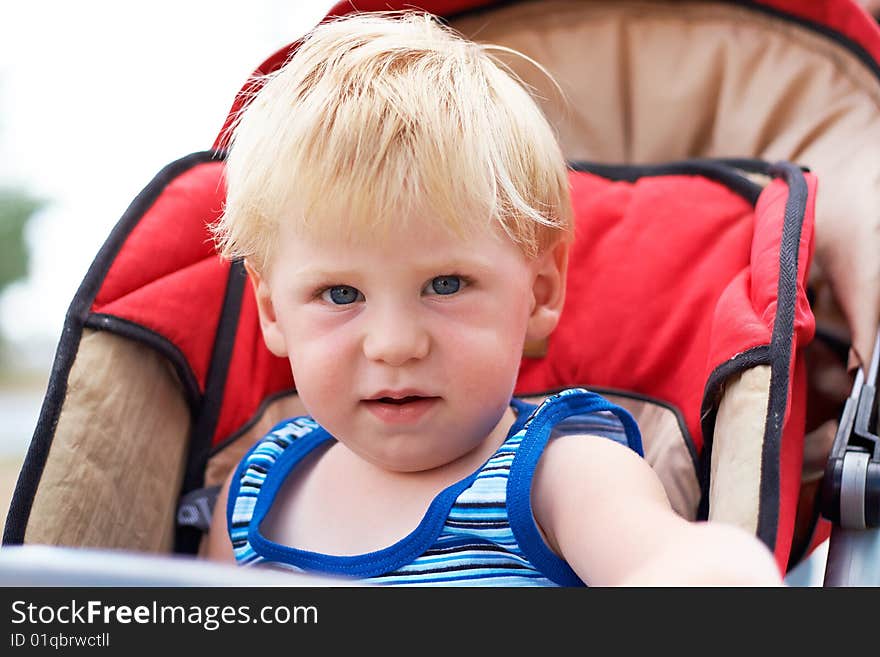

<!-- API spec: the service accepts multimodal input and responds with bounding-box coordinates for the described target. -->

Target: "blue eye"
[429,275,462,295]
[322,285,362,305]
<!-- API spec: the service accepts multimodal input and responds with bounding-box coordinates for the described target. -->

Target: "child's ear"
[526,240,569,343]
[244,260,289,358]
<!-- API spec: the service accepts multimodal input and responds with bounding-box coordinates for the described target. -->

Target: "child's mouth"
[377,396,424,405]
[362,395,440,423]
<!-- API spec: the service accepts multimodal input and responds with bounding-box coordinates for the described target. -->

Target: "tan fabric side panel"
[607,396,699,521]
[25,329,190,553]
[520,392,699,519]
[708,365,772,533]
[451,0,880,371]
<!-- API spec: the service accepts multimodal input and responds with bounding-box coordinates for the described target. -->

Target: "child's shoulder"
[526,390,662,579]
[521,387,644,457]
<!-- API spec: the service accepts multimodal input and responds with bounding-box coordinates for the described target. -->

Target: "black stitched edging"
[695,163,809,558]
[174,259,248,554]
[2,151,222,546]
[569,159,763,205]
[210,387,300,457]
[445,0,880,84]
[84,314,201,411]
[758,162,810,553]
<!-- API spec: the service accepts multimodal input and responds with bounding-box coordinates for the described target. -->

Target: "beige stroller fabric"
[24,331,188,552]
[451,0,880,373]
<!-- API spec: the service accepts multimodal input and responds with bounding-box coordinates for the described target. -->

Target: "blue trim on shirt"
[506,389,643,586]
[245,401,532,578]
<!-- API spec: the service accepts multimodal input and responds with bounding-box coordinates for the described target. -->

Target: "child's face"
[249,212,565,473]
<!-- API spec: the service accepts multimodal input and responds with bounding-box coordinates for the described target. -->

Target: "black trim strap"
[570,159,763,205]
[758,161,810,549]
[175,259,248,554]
[2,151,222,546]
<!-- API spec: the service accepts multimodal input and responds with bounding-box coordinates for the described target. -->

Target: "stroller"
[3,0,879,585]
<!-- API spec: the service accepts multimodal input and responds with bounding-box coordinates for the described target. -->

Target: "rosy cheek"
[287,312,356,375]
[294,329,352,370]
[288,344,345,427]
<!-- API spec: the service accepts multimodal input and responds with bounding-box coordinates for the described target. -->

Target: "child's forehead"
[279,202,515,251]
[270,208,528,273]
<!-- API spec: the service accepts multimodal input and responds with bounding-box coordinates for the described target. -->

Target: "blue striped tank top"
[227,388,643,586]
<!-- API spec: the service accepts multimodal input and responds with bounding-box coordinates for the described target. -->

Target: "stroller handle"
[821,329,880,586]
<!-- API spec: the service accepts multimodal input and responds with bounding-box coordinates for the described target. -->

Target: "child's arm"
[532,435,783,586]
[204,470,236,563]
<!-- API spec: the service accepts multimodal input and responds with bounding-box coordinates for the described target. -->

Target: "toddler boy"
[206,12,781,586]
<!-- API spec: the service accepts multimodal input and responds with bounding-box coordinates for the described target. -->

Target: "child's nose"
[362,306,430,366]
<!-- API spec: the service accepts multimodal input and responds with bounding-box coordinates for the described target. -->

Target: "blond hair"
[214,12,572,272]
